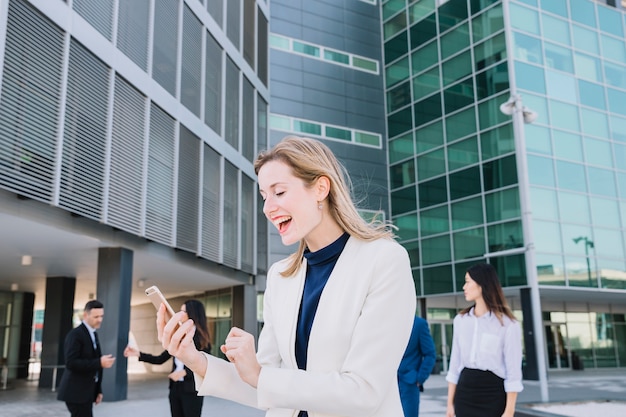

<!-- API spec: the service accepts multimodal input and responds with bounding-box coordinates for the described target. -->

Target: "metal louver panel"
[204,33,222,134]
[176,126,200,253]
[107,75,146,235]
[222,161,238,268]
[240,173,254,273]
[242,77,254,162]
[72,0,114,41]
[152,0,179,96]
[117,0,150,71]
[224,58,240,150]
[59,39,110,220]
[145,103,176,246]
[181,4,202,117]
[0,0,64,202]
[201,144,221,262]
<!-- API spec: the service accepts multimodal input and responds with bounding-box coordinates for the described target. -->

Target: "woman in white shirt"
[445,263,523,417]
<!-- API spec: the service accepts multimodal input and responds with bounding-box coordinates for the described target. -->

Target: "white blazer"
[195,236,417,417]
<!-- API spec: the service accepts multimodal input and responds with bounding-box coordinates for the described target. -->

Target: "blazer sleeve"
[416,319,437,385]
[138,350,171,365]
[64,328,101,374]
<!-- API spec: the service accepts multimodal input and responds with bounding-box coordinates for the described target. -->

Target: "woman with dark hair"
[125,299,211,417]
[445,263,523,417]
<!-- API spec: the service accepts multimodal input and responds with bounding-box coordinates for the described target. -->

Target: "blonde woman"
[158,136,416,417]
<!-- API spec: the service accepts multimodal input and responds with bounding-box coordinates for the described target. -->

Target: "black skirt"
[454,368,506,417]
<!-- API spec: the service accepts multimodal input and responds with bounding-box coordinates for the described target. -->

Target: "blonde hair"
[254,136,395,276]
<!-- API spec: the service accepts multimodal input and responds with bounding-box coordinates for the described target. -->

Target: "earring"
[318,202,323,210]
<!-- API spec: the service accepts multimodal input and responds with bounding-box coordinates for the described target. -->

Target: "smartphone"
[145,285,176,320]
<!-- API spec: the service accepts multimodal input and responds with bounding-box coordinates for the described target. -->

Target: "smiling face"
[463,273,483,303]
[258,160,328,249]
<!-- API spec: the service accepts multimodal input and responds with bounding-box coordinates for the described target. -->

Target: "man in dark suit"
[398,315,437,417]
[57,300,116,417]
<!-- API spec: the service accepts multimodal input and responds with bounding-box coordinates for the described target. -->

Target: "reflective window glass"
[564,255,594,287]
[395,213,419,241]
[544,42,574,73]
[478,93,510,130]
[572,24,599,55]
[450,166,481,200]
[539,0,567,18]
[487,220,523,253]
[474,33,506,71]
[594,227,625,258]
[416,120,444,153]
[481,124,514,159]
[472,4,503,43]
[385,31,409,64]
[442,51,472,86]
[528,155,555,186]
[408,0,436,24]
[525,124,552,155]
[610,115,626,142]
[546,70,576,103]
[598,258,626,290]
[410,12,437,50]
[574,52,602,82]
[451,196,483,230]
[541,14,571,45]
[417,148,446,181]
[446,107,476,142]
[590,197,620,229]
[414,93,442,127]
[597,5,624,37]
[580,107,609,138]
[556,160,586,192]
[326,126,351,141]
[522,93,549,125]
[388,81,412,112]
[584,137,612,168]
[600,34,626,64]
[444,78,474,114]
[448,136,479,170]
[422,235,452,265]
[514,32,542,64]
[293,41,319,57]
[510,3,540,35]
[390,159,416,189]
[483,155,517,191]
[294,120,321,135]
[607,88,626,117]
[440,23,470,60]
[411,40,438,74]
[420,205,450,236]
[485,187,520,222]
[553,130,583,162]
[578,80,606,110]
[423,264,454,294]
[388,107,412,138]
[549,100,580,132]
[615,143,626,172]
[587,167,617,197]
[386,56,410,88]
[412,67,440,99]
[536,253,564,285]
[475,62,509,100]
[384,11,407,41]
[454,227,486,259]
[563,224,594,255]
[533,220,562,252]
[382,0,406,21]
[389,132,415,164]
[570,0,596,28]
[391,186,417,216]
[559,191,590,224]
[470,0,504,14]
[438,0,468,33]
[515,61,545,94]
[419,176,448,208]
[530,187,557,220]
[403,239,420,268]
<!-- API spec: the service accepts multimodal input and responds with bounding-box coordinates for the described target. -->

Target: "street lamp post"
[500,94,549,403]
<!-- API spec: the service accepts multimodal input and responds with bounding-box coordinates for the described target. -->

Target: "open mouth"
[273,216,292,233]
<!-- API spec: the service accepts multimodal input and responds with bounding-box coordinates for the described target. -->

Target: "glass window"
[526,124,552,155]
[269,34,289,50]
[578,80,606,110]
[446,107,476,142]
[411,40,438,74]
[454,227,485,260]
[422,235,452,265]
[559,191,590,224]
[385,31,409,64]
[451,196,483,230]
[438,0,468,32]
[541,14,570,45]
[416,120,444,153]
[475,62,509,100]
[324,49,349,65]
[481,124,514,159]
[388,107,412,138]
[474,33,506,71]
[553,130,583,162]
[403,239,420,268]
[546,70,576,103]
[386,57,410,88]
[269,114,291,130]
[395,213,419,241]
[412,67,440,99]
[352,56,378,72]
[326,126,351,141]
[483,155,517,191]
[563,225,594,254]
[493,254,527,287]
[391,186,417,216]
[408,0,436,24]
[487,220,522,253]
[448,136,479,170]
[533,219,562,253]
[384,11,407,41]
[544,42,574,73]
[600,34,626,64]
[478,93,510,130]
[607,88,626,117]
[597,4,624,37]
[417,148,446,181]
[514,32,542,64]
[522,93,550,125]
[418,176,448,208]
[440,23,470,61]
[527,155,555,187]
[444,78,474,113]
[423,264,454,294]
[472,4,503,43]
[549,100,580,132]
[510,3,540,35]
[442,50,472,86]
[564,255,594,287]
[556,160,587,192]
[530,187,557,220]
[414,93,442,127]
[615,143,626,172]
[388,81,412,112]
[410,12,437,50]
[598,259,626,290]
[610,114,626,142]
[354,132,380,147]
[293,120,321,135]
[570,0,596,28]
[572,24,599,55]
[590,197,620,229]
[389,132,415,163]
[486,187,521,222]
[450,166,481,200]
[584,137,612,167]
[420,205,450,236]
[293,41,319,57]
[382,0,406,21]
[574,52,602,82]
[515,61,545,94]
[539,0,567,18]
[587,167,616,197]
[594,227,625,259]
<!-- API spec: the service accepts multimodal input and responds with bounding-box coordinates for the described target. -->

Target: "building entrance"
[429,321,453,375]
[544,322,571,370]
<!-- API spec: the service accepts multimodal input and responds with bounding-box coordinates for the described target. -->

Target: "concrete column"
[96,247,133,402]
[232,283,258,339]
[18,292,35,379]
[39,277,75,389]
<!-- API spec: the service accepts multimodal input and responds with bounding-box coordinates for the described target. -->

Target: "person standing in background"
[57,300,116,417]
[445,263,523,417]
[398,315,437,417]
[124,299,211,417]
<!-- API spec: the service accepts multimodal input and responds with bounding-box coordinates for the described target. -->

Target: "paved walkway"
[1,368,625,416]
